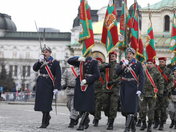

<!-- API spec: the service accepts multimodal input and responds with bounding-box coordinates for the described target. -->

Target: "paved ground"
[0,101,175,132]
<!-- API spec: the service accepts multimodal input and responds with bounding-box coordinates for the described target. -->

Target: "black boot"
[74,116,79,126]
[46,113,51,127]
[68,119,75,128]
[131,120,136,132]
[174,121,176,129]
[39,112,48,128]
[158,120,164,130]
[153,118,159,129]
[107,119,114,130]
[93,119,99,127]
[124,114,134,132]
[140,121,147,131]
[169,119,174,128]
[136,119,141,127]
[76,112,89,131]
[147,122,152,132]
[84,116,90,129]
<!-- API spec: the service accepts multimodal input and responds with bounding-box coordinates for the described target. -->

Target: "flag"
[131,0,145,63]
[101,0,119,56]
[78,0,95,57]
[145,12,156,60]
[171,52,176,65]
[170,10,176,53]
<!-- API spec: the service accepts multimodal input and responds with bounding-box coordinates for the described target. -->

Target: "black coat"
[67,57,100,112]
[33,59,61,112]
[116,60,144,114]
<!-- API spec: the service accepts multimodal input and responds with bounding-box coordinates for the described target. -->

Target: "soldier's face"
[43,50,51,60]
[98,60,102,65]
[127,52,134,61]
[147,62,154,68]
[174,70,176,76]
[110,54,117,62]
[159,60,166,67]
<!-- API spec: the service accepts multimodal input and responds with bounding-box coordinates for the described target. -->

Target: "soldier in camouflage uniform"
[139,59,164,132]
[99,51,121,130]
[153,57,173,130]
[168,67,176,129]
[92,57,104,127]
[61,66,79,128]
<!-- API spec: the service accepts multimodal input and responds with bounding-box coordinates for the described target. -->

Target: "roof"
[0,32,71,41]
[141,0,176,10]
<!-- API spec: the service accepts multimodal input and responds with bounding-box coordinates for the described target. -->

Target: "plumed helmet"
[42,44,52,53]
[126,47,135,54]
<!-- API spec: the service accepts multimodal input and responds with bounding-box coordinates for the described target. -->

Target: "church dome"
[0,13,17,31]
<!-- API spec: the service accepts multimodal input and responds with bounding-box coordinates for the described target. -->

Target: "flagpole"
[123,0,127,47]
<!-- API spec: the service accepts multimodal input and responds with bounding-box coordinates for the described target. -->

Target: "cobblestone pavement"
[0,102,175,132]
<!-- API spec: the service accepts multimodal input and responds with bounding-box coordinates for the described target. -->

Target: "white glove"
[39,55,44,62]
[81,79,87,86]
[123,59,129,66]
[53,89,58,95]
[78,57,86,62]
[136,90,141,97]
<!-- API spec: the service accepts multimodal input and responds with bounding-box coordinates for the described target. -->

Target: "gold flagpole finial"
[148,3,150,12]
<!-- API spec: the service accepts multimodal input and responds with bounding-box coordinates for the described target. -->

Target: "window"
[22,66,26,77]
[164,15,170,32]
[27,66,30,76]
[14,65,18,76]
[9,65,13,77]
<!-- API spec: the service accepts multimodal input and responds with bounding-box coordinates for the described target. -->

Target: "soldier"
[99,51,121,130]
[139,58,164,132]
[153,57,173,130]
[116,47,144,132]
[67,54,100,131]
[61,65,79,128]
[33,45,61,128]
[92,57,104,127]
[168,67,176,129]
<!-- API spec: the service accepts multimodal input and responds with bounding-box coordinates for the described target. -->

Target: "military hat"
[95,57,103,62]
[147,58,155,64]
[110,51,117,56]
[173,67,176,72]
[126,47,135,54]
[158,57,166,61]
[42,44,52,53]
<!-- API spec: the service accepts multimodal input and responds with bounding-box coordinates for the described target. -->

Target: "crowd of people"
[33,45,176,132]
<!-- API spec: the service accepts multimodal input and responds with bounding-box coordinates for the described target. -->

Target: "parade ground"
[0,102,175,132]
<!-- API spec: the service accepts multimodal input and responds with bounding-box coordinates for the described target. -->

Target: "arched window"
[164,15,170,32]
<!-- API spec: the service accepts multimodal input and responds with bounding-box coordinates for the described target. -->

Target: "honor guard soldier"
[61,65,79,128]
[116,47,144,132]
[153,57,173,130]
[67,54,100,131]
[99,51,121,130]
[139,58,164,132]
[33,45,61,128]
[92,57,104,127]
[168,67,176,129]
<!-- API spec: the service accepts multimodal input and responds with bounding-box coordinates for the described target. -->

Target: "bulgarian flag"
[146,12,156,60]
[171,52,176,65]
[101,0,119,56]
[131,0,145,63]
[170,10,176,53]
[78,0,95,57]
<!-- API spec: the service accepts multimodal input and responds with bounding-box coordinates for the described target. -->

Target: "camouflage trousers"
[154,95,168,121]
[167,99,176,120]
[101,91,119,119]
[66,88,79,120]
[139,97,156,123]
[94,92,103,120]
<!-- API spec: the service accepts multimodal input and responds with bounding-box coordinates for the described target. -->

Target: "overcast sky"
[0,0,161,32]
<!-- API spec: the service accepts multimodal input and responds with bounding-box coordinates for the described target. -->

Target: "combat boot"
[147,122,152,132]
[158,120,164,130]
[131,120,136,132]
[169,119,174,128]
[76,112,89,131]
[140,121,147,130]
[174,121,176,129]
[124,114,134,132]
[107,119,114,130]
[136,119,141,127]
[153,118,159,129]
[84,116,90,129]
[74,116,79,126]
[93,119,99,127]
[68,119,75,128]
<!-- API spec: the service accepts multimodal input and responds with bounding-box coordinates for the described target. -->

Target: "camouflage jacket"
[158,66,173,93]
[94,68,104,93]
[99,60,121,92]
[172,76,176,94]
[143,67,164,97]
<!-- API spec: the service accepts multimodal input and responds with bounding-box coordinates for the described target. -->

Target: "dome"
[0,13,17,31]
[92,21,120,34]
